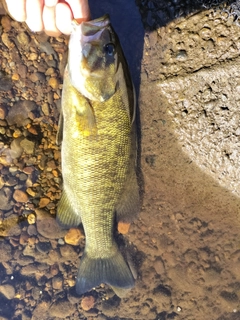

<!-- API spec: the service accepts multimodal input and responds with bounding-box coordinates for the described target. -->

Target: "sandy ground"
[0,0,240,320]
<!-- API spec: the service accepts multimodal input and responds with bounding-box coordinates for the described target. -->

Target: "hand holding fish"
[4,0,90,36]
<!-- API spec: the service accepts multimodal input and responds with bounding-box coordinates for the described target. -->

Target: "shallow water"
[0,0,240,320]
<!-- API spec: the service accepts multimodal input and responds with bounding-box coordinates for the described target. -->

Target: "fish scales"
[57,15,139,296]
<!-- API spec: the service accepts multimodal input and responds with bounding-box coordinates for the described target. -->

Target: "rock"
[17,32,30,46]
[20,138,35,154]
[1,16,12,32]
[10,138,24,159]
[0,216,21,237]
[59,245,78,259]
[36,241,51,254]
[27,213,36,224]
[64,228,84,246]
[0,242,12,262]
[81,296,95,311]
[0,284,15,299]
[49,300,75,318]
[52,276,63,290]
[42,103,50,116]
[153,258,165,275]
[6,100,37,127]
[0,188,13,210]
[36,209,66,239]
[13,189,28,202]
[27,224,37,236]
[48,77,59,89]
[32,301,50,320]
[39,197,50,208]
[0,105,7,120]
[117,222,130,234]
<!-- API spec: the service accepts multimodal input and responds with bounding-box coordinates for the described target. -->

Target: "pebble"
[42,103,50,116]
[49,300,75,318]
[153,258,165,275]
[27,224,37,236]
[60,245,78,259]
[48,77,59,89]
[36,241,51,254]
[39,197,50,208]
[20,138,35,154]
[1,16,12,32]
[52,276,63,290]
[27,213,36,224]
[0,216,21,237]
[0,242,12,262]
[6,100,37,127]
[36,209,66,239]
[13,189,28,203]
[0,188,13,210]
[10,138,24,159]
[64,228,84,246]
[81,296,95,311]
[117,222,131,234]
[0,105,7,119]
[0,284,15,299]
[17,32,30,46]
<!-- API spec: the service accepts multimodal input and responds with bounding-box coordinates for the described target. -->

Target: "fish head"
[68,15,119,102]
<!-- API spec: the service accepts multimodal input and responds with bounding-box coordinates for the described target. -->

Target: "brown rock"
[36,209,66,239]
[0,284,15,299]
[117,221,131,234]
[13,189,28,203]
[52,276,63,290]
[49,300,74,318]
[1,16,12,32]
[0,105,7,120]
[81,296,95,311]
[48,77,59,89]
[39,197,50,208]
[64,228,84,246]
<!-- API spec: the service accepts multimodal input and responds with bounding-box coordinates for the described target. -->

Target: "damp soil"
[0,1,240,320]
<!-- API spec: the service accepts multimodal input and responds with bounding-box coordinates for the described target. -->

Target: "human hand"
[4,0,90,36]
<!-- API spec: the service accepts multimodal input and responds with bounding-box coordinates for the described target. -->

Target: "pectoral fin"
[57,189,81,228]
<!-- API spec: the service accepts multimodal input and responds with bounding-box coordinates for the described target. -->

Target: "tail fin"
[76,249,135,296]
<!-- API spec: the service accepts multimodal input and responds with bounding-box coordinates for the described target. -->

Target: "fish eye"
[104,43,115,56]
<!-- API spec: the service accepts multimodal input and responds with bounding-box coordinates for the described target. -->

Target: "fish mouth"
[72,14,110,36]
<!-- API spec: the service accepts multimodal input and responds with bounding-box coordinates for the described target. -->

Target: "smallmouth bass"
[57,15,139,296]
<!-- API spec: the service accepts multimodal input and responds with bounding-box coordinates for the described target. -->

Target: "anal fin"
[57,189,81,228]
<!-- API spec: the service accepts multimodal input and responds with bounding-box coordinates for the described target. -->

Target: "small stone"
[6,100,37,127]
[27,213,36,224]
[0,284,15,299]
[36,209,66,239]
[10,138,24,159]
[42,103,50,116]
[154,258,165,275]
[81,296,95,311]
[0,105,7,120]
[20,138,35,154]
[52,276,63,290]
[64,228,84,246]
[27,224,37,236]
[59,244,78,259]
[49,300,74,318]
[39,197,50,208]
[48,77,59,89]
[12,73,20,81]
[13,189,28,203]
[45,67,55,76]
[0,242,12,262]
[1,33,13,48]
[26,188,37,197]
[17,32,30,46]
[117,221,130,234]
[36,241,51,254]
[28,53,38,61]
[0,188,13,210]
[1,16,12,32]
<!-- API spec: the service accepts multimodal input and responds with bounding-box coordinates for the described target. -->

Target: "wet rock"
[36,209,66,239]
[0,242,12,262]
[49,300,75,318]
[0,216,21,237]
[59,244,78,259]
[0,188,13,210]
[32,301,50,320]
[17,32,30,46]
[10,138,24,159]
[153,258,165,275]
[1,16,12,32]
[0,284,15,299]
[101,296,121,315]
[0,72,12,91]
[36,241,51,254]
[13,189,28,202]
[39,197,50,208]
[117,221,130,234]
[64,228,84,246]
[27,224,37,236]
[6,100,37,127]
[52,276,63,290]
[81,296,95,311]
[20,138,35,154]
[48,77,59,89]
[0,105,7,120]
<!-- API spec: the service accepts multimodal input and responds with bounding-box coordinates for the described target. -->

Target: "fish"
[56,14,139,296]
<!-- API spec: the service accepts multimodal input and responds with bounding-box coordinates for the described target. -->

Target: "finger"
[55,2,72,35]
[44,0,58,7]
[25,0,44,32]
[66,0,90,22]
[43,4,61,36]
[4,0,26,21]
